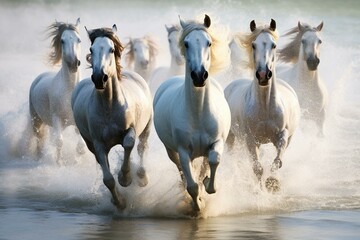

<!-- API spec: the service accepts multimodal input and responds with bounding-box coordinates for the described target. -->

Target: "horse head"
[180,14,212,87]
[250,19,277,86]
[166,25,184,66]
[49,18,81,72]
[86,24,123,90]
[299,21,323,71]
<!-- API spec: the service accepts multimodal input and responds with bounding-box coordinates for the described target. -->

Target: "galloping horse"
[124,35,158,81]
[278,21,327,136]
[225,19,300,191]
[71,25,153,210]
[153,15,231,214]
[29,18,84,162]
[149,24,185,93]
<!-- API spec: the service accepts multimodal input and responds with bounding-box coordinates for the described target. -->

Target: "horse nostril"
[203,71,208,80]
[103,74,108,83]
[267,71,272,79]
[77,60,81,66]
[191,71,197,81]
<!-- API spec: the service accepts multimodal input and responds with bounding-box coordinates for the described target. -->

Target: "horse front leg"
[75,127,86,155]
[179,148,203,214]
[51,117,63,164]
[118,128,135,187]
[271,129,289,172]
[94,142,126,210]
[316,109,326,138]
[203,140,224,194]
[136,121,151,187]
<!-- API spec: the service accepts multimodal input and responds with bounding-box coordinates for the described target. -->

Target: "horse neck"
[252,72,278,112]
[170,56,183,75]
[97,75,124,106]
[135,64,150,80]
[184,65,209,114]
[60,59,80,88]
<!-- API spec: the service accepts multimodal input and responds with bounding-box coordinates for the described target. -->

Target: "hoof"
[265,176,280,193]
[253,162,264,181]
[111,196,126,211]
[203,176,216,194]
[137,167,148,187]
[118,171,132,187]
[271,159,282,172]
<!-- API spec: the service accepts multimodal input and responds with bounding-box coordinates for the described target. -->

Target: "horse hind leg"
[166,147,186,185]
[118,128,135,187]
[136,121,151,187]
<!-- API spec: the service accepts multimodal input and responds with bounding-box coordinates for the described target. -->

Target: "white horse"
[124,35,158,81]
[224,19,300,191]
[149,24,185,93]
[153,15,231,215]
[29,18,84,162]
[278,21,327,137]
[71,25,153,210]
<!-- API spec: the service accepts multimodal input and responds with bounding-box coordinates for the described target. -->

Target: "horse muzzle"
[191,68,208,87]
[256,69,272,86]
[306,57,320,71]
[91,72,108,90]
[68,59,81,72]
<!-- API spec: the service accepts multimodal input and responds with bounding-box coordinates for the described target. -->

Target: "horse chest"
[246,110,284,143]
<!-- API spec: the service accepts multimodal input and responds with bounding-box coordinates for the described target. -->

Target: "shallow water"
[1,0,360,239]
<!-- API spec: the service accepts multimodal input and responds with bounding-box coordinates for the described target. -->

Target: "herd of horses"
[27,14,327,216]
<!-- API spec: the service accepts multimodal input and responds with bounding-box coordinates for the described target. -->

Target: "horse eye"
[318,39,323,44]
[184,42,189,48]
[78,38,81,43]
[272,44,276,49]
[61,39,65,44]
[110,48,115,54]
[252,43,255,49]
[89,48,93,54]
[301,39,305,44]
[208,42,212,47]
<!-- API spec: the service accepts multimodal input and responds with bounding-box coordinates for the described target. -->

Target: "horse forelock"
[179,20,230,74]
[241,25,279,70]
[47,22,79,65]
[87,28,124,80]
[278,23,318,63]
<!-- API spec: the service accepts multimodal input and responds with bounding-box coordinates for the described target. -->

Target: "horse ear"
[112,24,117,33]
[269,19,276,31]
[75,18,80,27]
[179,15,186,29]
[316,21,324,32]
[165,24,171,33]
[298,21,305,31]
[204,14,211,28]
[85,26,92,37]
[250,20,256,32]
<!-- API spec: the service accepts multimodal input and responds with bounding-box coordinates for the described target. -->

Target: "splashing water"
[0,0,360,219]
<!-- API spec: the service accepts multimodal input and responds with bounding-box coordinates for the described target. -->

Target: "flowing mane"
[47,21,79,65]
[124,36,159,67]
[240,24,279,70]
[178,19,230,74]
[278,23,317,63]
[86,27,124,80]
